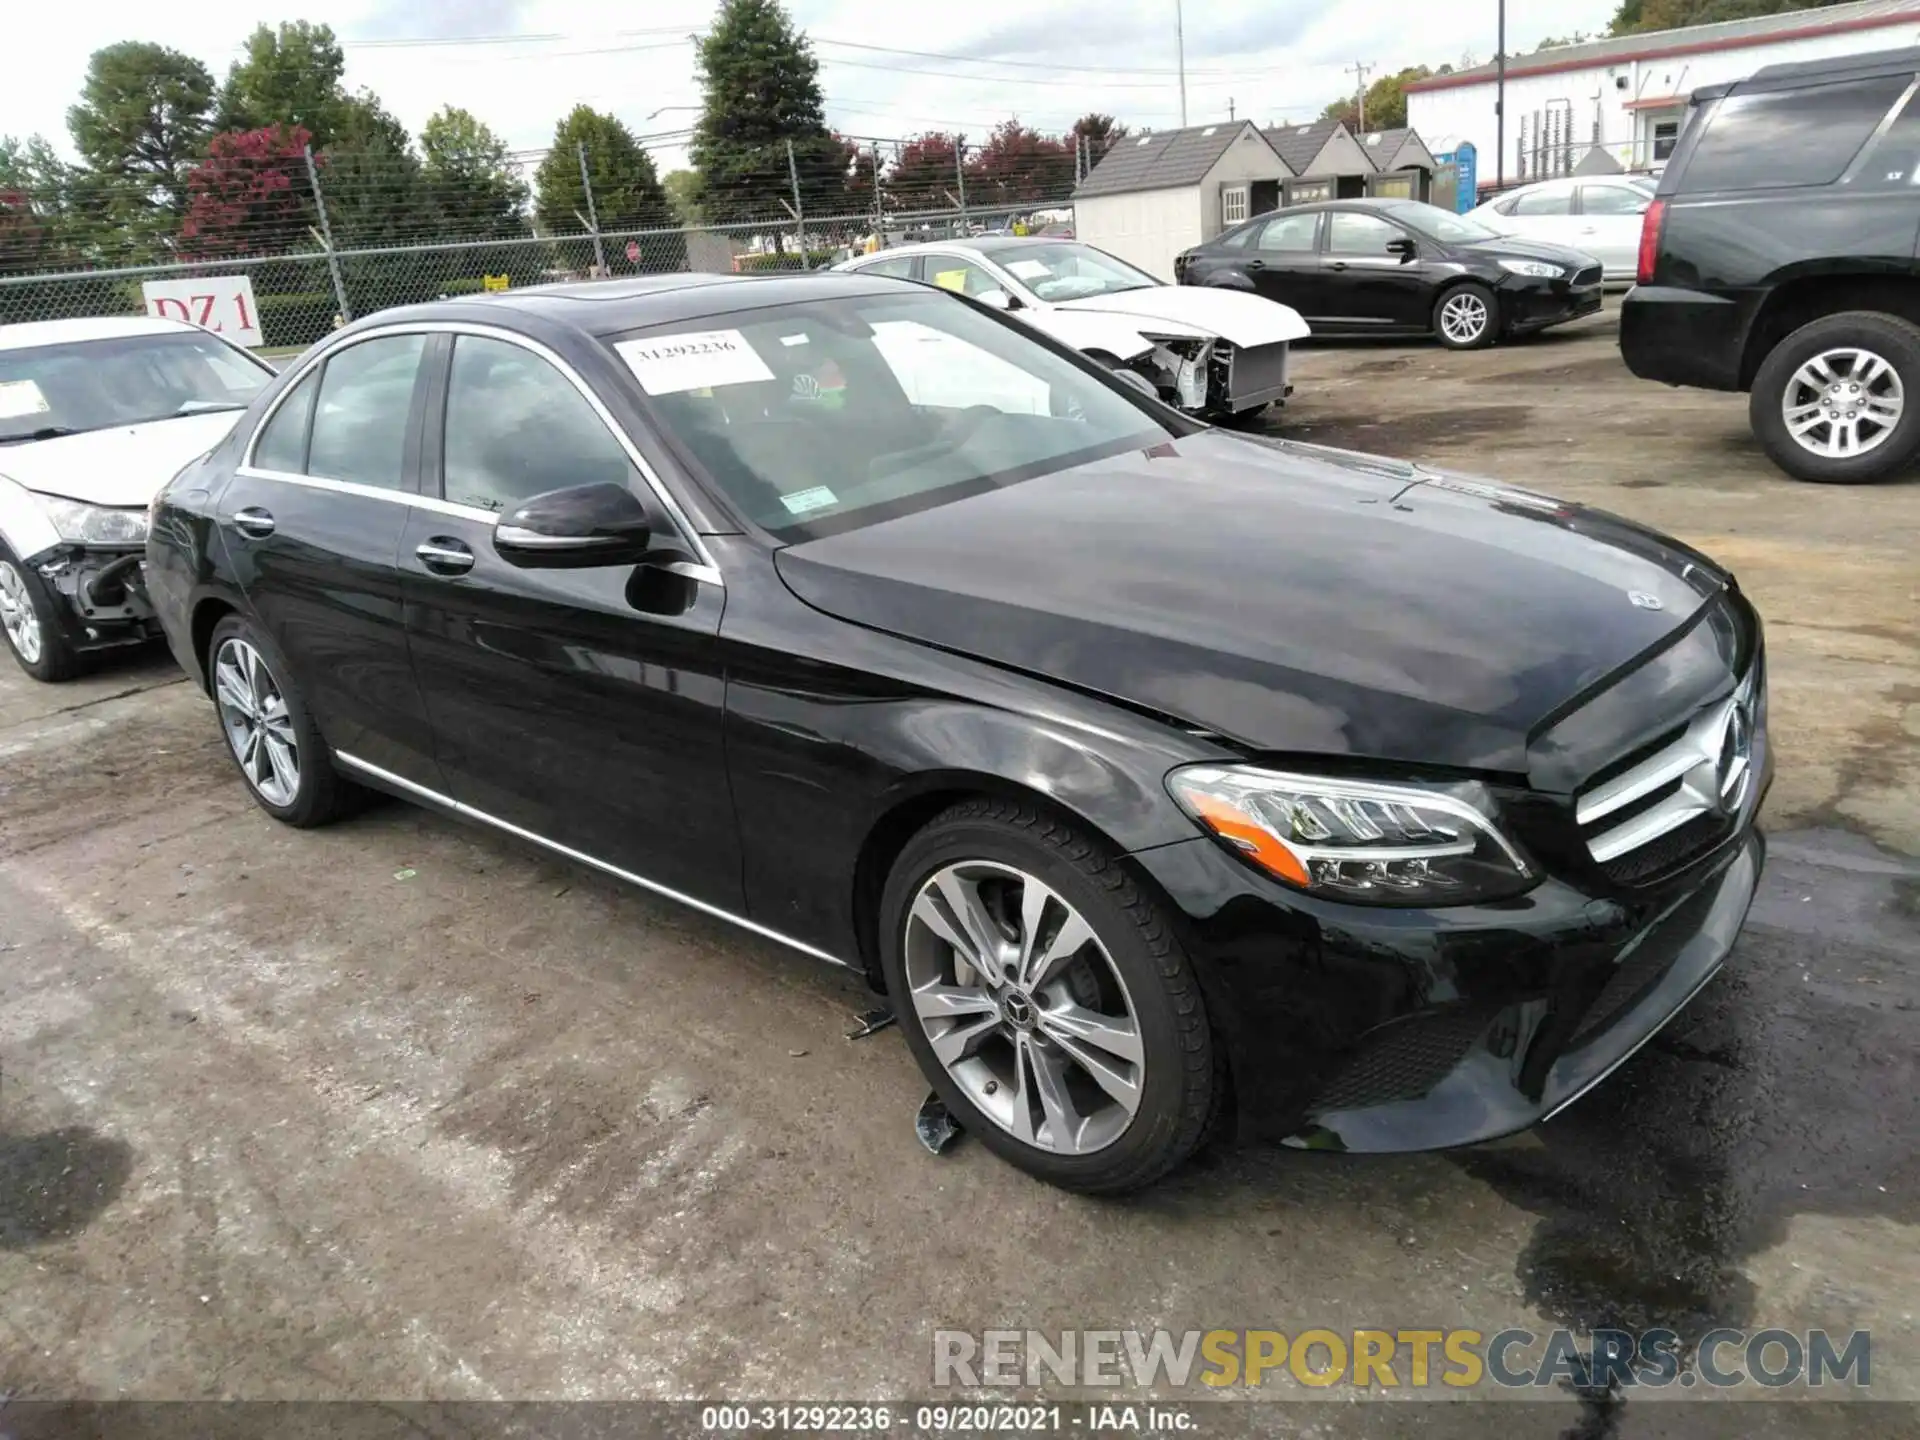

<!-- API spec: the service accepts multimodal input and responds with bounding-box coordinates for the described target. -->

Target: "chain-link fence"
[0,136,1081,349]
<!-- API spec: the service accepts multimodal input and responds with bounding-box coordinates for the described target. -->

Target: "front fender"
[1021,309,1158,361]
[0,475,60,560]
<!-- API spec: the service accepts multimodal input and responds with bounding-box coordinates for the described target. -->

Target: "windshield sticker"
[779,333,810,347]
[0,380,51,420]
[779,486,839,515]
[615,329,774,395]
[932,268,970,294]
[1005,260,1050,279]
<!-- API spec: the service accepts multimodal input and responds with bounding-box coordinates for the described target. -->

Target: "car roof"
[849,236,1072,261]
[0,314,198,352]
[342,270,923,340]
[1254,197,1443,217]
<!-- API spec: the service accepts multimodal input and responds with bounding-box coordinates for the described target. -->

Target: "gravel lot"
[2,304,1916,1432]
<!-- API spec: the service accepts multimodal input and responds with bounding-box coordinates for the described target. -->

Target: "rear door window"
[1682,75,1912,191]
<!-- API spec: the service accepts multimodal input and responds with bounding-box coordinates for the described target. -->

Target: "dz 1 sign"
[141,275,265,348]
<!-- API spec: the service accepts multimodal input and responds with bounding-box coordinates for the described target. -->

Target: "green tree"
[1319,65,1431,132]
[217,21,350,149]
[0,136,85,275]
[421,106,528,239]
[533,106,682,269]
[689,0,837,226]
[1609,0,1847,33]
[662,168,704,225]
[65,41,214,237]
[320,91,424,248]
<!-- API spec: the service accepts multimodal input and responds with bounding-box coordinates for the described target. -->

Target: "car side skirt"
[332,750,858,972]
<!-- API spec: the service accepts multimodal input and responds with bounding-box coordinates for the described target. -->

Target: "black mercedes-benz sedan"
[1175,198,1604,349]
[146,271,1767,1193]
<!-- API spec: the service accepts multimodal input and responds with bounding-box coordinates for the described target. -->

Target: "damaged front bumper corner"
[30,544,159,652]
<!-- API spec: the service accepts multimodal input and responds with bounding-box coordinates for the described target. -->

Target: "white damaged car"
[0,316,274,681]
[835,237,1308,421]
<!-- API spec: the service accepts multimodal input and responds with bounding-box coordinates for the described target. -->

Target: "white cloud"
[2,0,1612,173]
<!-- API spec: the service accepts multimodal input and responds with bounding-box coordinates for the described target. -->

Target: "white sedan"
[1467,175,1657,283]
[0,315,274,681]
[835,237,1308,420]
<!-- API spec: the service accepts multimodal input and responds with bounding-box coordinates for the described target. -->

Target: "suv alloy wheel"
[1751,311,1920,483]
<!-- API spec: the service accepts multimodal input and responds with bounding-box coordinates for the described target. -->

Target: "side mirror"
[1386,237,1418,262]
[976,288,1016,311]
[494,481,659,569]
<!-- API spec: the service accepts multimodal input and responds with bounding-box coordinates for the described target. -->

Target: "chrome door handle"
[415,538,475,575]
[232,507,275,538]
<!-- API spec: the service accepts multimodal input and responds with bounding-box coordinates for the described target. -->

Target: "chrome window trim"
[333,751,852,970]
[236,319,720,573]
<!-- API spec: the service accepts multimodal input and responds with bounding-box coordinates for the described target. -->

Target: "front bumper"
[1501,274,1604,335]
[26,544,158,652]
[1131,801,1767,1153]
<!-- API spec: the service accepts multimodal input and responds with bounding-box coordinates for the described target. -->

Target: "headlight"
[1497,258,1563,278]
[1167,766,1535,905]
[38,495,149,546]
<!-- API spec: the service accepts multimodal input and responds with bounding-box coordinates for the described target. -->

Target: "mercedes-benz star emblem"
[1628,590,1665,611]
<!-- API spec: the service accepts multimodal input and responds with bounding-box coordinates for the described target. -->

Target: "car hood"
[773,432,1725,773]
[1459,235,1601,268]
[0,411,243,506]
[1053,286,1309,346]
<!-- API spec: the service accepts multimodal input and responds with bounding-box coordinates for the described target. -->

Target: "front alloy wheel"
[878,798,1218,1193]
[0,561,43,667]
[904,860,1143,1154]
[1434,283,1497,350]
[215,637,301,806]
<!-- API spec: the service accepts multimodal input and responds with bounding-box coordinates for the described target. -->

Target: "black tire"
[1749,310,1920,484]
[0,541,83,682]
[877,797,1217,1194]
[206,614,355,828]
[1432,281,1498,351]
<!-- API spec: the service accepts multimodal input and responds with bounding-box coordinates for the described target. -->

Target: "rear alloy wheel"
[0,545,81,682]
[1433,282,1497,350]
[1751,312,1920,483]
[207,615,355,827]
[879,798,1217,1193]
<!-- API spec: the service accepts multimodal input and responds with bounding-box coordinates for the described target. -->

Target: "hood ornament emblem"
[1628,590,1665,611]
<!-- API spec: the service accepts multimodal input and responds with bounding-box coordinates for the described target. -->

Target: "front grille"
[1575,665,1758,883]
[1573,264,1602,287]
[1313,1005,1495,1112]
[1571,942,1677,1043]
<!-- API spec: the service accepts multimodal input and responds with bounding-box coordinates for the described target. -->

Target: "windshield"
[615,289,1168,540]
[0,330,271,443]
[993,243,1160,301]
[1386,204,1501,244]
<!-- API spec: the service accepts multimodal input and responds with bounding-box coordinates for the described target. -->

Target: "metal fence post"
[577,142,608,275]
[870,140,883,238]
[786,139,808,266]
[304,144,352,324]
[956,141,969,231]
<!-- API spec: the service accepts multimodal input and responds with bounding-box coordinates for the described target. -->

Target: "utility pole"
[1228,97,1236,122]
[1176,0,1188,127]
[1349,62,1373,131]
[1496,0,1508,189]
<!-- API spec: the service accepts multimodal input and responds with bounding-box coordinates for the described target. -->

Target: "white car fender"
[1016,308,1159,363]
[0,473,60,561]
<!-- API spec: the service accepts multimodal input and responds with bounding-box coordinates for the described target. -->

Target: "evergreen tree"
[689,0,838,226]
[217,22,351,150]
[65,41,214,243]
[533,107,683,271]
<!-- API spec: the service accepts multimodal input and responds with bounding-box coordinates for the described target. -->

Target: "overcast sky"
[3,0,1613,172]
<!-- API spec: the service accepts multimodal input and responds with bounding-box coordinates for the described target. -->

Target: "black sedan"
[1175,198,1604,349]
[146,272,1766,1193]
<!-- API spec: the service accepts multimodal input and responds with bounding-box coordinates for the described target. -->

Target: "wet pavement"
[0,308,1916,1434]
